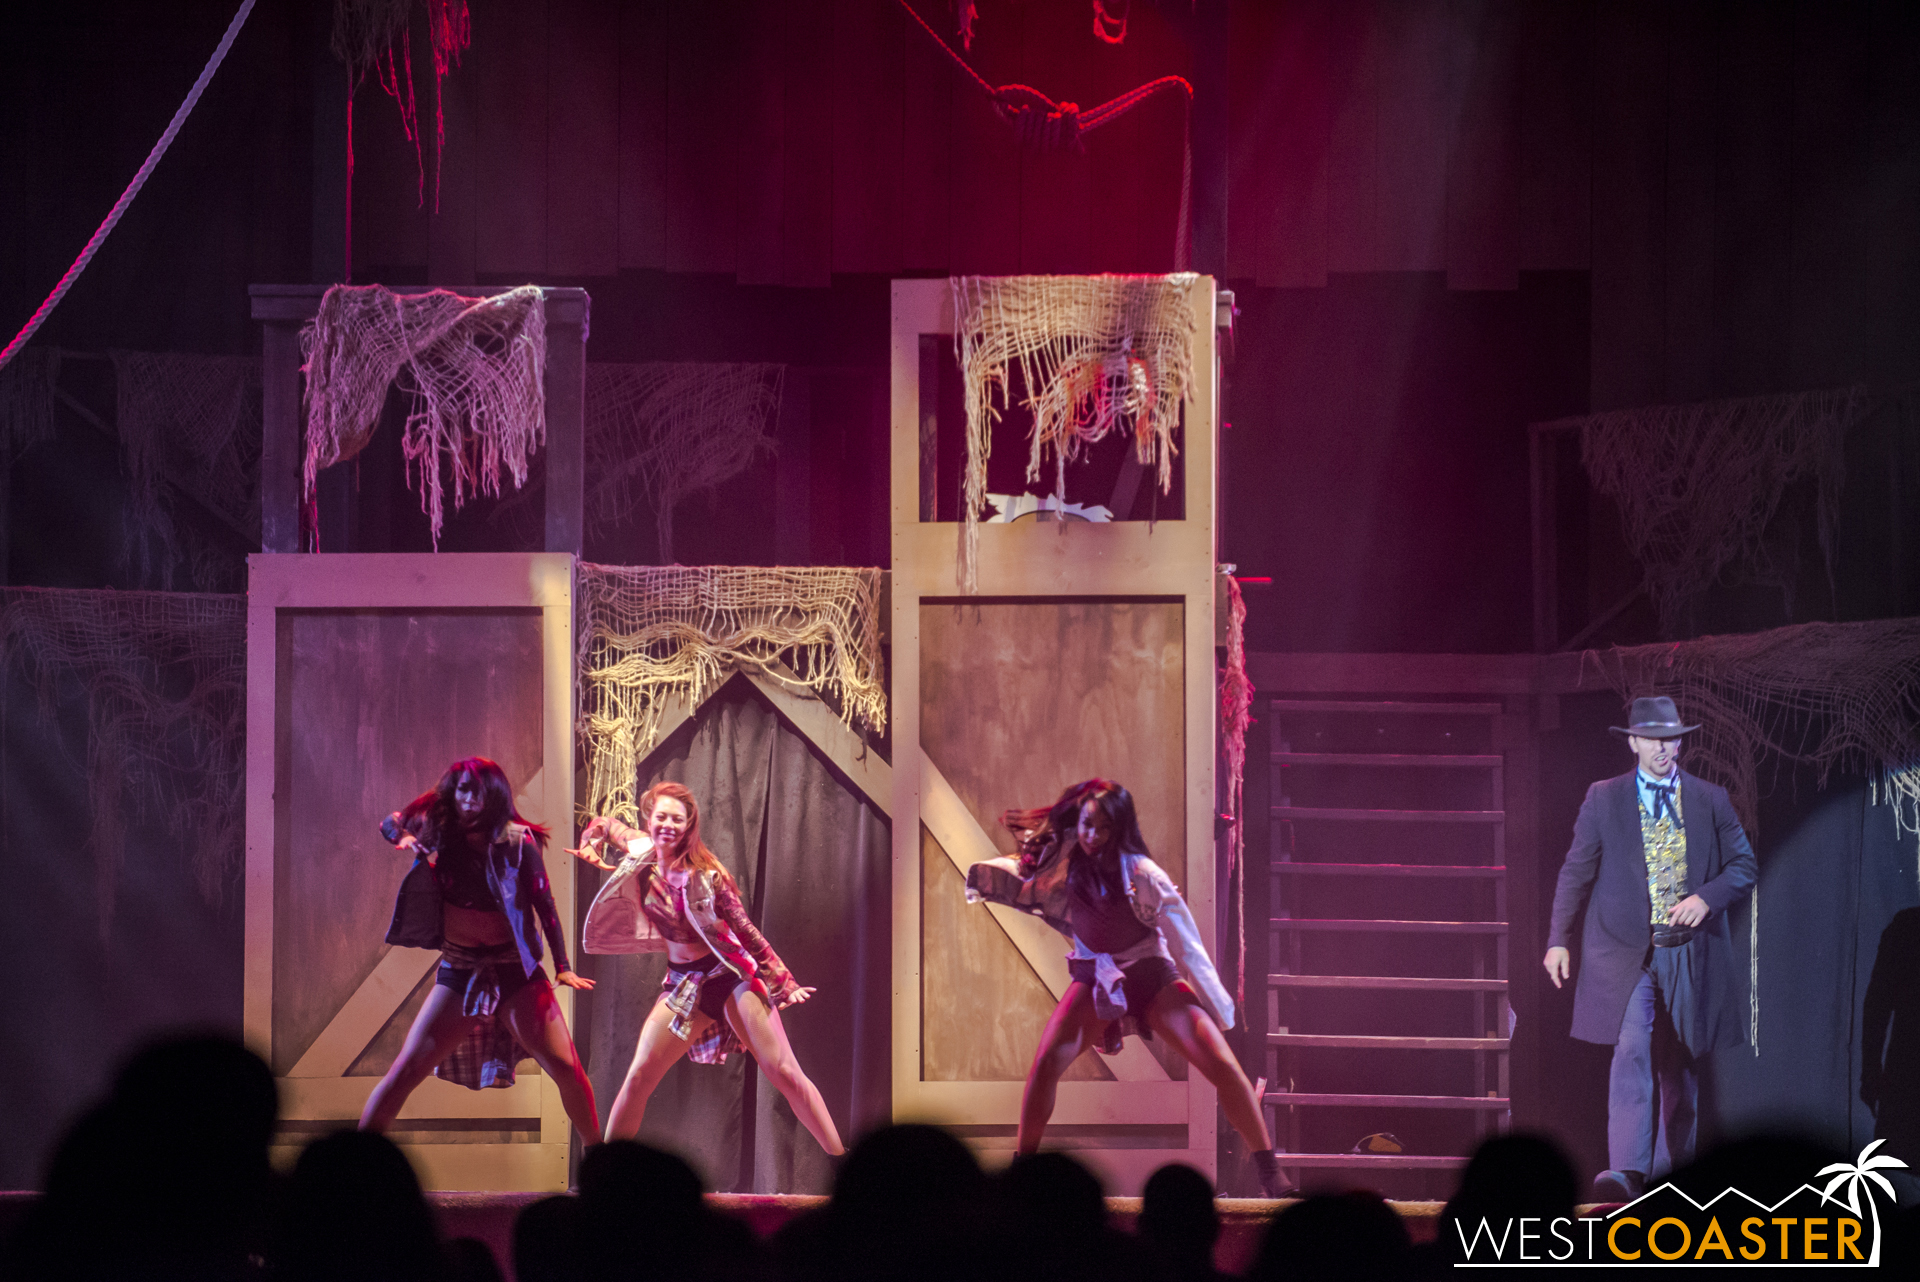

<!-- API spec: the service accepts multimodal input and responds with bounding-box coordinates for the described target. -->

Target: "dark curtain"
[1711,775,1920,1162]
[580,677,891,1193]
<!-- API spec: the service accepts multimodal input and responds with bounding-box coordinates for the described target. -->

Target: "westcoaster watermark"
[1453,1140,1908,1267]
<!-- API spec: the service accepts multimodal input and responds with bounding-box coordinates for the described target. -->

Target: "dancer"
[573,781,846,1154]
[360,757,601,1142]
[1545,696,1756,1201]
[966,778,1287,1197]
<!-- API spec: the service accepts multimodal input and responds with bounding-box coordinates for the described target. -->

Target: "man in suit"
[1544,696,1757,1201]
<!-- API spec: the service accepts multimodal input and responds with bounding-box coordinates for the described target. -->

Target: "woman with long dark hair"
[967,778,1285,1196]
[573,781,845,1154]
[360,757,601,1141]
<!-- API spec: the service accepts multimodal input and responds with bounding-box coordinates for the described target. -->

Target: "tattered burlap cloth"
[301,284,546,547]
[0,587,245,937]
[1545,386,1870,632]
[951,274,1198,591]
[576,564,886,825]
[583,362,782,563]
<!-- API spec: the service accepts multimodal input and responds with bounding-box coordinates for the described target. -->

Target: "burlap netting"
[1545,386,1871,633]
[583,362,783,563]
[577,564,887,827]
[110,350,261,585]
[0,588,245,938]
[0,347,60,459]
[951,274,1198,591]
[301,283,546,548]
[1218,571,1251,1007]
[1579,617,1920,842]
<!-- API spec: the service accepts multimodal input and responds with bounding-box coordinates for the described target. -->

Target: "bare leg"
[499,977,603,1145]
[725,985,845,1156]
[1144,985,1273,1152]
[604,994,697,1141]
[1017,982,1104,1155]
[360,983,482,1132]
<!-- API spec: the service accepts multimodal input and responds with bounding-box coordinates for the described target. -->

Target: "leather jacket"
[580,823,801,1008]
[380,812,573,979]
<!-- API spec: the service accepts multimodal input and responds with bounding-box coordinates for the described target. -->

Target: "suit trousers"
[1607,942,1699,1178]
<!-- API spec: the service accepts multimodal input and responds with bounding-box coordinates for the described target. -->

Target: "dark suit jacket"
[1547,769,1757,1050]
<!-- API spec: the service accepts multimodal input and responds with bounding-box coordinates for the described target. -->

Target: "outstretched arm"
[520,836,591,988]
[1134,859,1236,1031]
[713,875,805,1006]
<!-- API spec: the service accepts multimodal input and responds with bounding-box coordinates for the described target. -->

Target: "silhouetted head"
[1140,1162,1221,1257]
[1250,1190,1410,1282]
[999,1150,1108,1241]
[512,1195,582,1282]
[578,1140,706,1219]
[1448,1133,1577,1219]
[833,1124,986,1223]
[279,1128,444,1282]
[27,1033,280,1279]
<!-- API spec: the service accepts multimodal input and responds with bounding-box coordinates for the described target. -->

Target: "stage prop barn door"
[889,277,1224,1190]
[244,553,577,1190]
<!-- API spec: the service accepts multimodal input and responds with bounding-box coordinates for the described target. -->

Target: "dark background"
[3,0,1918,1192]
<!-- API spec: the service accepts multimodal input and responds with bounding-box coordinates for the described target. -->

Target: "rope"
[893,0,1191,151]
[0,0,258,374]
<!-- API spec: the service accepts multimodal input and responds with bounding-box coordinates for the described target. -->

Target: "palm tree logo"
[1817,1139,1909,1267]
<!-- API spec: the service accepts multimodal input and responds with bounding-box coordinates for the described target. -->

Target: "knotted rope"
[893,0,1193,266]
[0,0,258,373]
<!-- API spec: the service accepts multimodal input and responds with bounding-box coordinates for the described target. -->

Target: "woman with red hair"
[968,778,1286,1196]
[362,757,600,1141]
[574,782,845,1153]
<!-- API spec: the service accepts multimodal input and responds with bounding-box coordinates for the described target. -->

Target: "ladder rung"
[1268,1033,1511,1050]
[1268,974,1508,992]
[1272,862,1506,878]
[1267,699,1504,717]
[1271,752,1502,768]
[1273,806,1504,823]
[1264,1092,1512,1111]
[1266,1152,1471,1169]
[1271,918,1509,935]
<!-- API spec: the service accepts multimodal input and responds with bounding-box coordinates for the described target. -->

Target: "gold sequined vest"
[1639,777,1690,943]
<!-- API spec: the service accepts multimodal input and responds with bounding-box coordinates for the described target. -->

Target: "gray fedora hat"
[1609,695,1699,739]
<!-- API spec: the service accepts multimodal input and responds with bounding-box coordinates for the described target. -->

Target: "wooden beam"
[287,946,439,1078]
[917,754,1169,1084]
[741,668,891,815]
[542,291,588,556]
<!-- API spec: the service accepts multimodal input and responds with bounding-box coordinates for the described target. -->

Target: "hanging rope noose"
[0,0,259,374]
[893,0,1194,267]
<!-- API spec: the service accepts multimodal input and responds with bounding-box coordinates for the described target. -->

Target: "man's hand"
[1667,894,1709,928]
[555,970,595,991]
[1543,946,1571,989]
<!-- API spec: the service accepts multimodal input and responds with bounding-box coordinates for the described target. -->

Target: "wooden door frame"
[887,278,1223,1188]
[244,552,577,1190]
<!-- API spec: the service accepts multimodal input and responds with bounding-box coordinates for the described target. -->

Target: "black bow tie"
[1647,780,1676,824]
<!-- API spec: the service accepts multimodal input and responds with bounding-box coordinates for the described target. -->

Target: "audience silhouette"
[1138,1163,1226,1282]
[13,1032,1909,1282]
[8,1033,278,1281]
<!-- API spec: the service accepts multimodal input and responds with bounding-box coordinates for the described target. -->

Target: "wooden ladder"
[1263,698,1513,1192]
